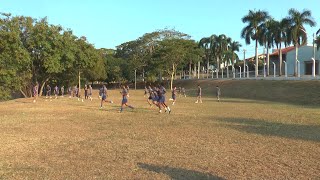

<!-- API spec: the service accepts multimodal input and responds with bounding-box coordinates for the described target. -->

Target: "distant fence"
[177,70,320,81]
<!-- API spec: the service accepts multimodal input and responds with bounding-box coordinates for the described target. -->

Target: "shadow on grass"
[137,163,225,180]
[217,117,320,142]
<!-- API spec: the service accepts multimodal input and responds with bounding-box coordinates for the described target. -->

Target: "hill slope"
[174,79,320,106]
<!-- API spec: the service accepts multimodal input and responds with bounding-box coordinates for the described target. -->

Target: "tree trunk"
[226,60,229,78]
[207,60,209,78]
[193,63,196,77]
[78,70,81,93]
[170,64,175,90]
[255,40,259,77]
[294,44,298,76]
[217,57,220,72]
[20,88,28,98]
[189,61,192,79]
[267,47,270,76]
[197,61,200,79]
[279,44,283,76]
[39,78,50,97]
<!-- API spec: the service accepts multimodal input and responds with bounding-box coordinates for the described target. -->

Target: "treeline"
[0,13,106,100]
[1,13,243,100]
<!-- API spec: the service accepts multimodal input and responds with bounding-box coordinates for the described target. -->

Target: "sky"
[1,0,320,58]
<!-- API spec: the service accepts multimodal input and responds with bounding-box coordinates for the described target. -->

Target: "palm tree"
[316,29,320,50]
[199,37,211,78]
[286,9,316,76]
[259,18,276,76]
[241,10,270,77]
[272,18,290,76]
[229,41,242,76]
[210,34,230,73]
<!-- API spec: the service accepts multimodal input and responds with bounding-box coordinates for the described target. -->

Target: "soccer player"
[126,85,130,97]
[171,86,177,105]
[147,86,158,107]
[84,84,88,99]
[119,85,134,112]
[195,84,202,103]
[33,82,38,103]
[73,85,77,98]
[181,87,186,97]
[61,86,64,97]
[100,85,113,108]
[88,84,93,101]
[178,87,182,97]
[68,86,72,98]
[54,85,59,99]
[216,85,221,102]
[46,85,51,99]
[157,84,171,114]
[98,86,103,100]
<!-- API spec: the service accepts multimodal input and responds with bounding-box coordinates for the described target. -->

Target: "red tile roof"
[269,46,295,56]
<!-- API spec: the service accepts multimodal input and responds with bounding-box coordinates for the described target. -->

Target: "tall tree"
[272,19,290,76]
[286,9,316,76]
[241,10,270,77]
[154,39,201,89]
[229,41,242,66]
[259,18,276,76]
[199,37,211,78]
[316,29,320,50]
[0,13,31,99]
[210,34,231,73]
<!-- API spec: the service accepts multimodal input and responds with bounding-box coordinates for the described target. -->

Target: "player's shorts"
[102,94,107,100]
[159,96,165,103]
[172,95,176,100]
[152,96,158,102]
[122,98,128,104]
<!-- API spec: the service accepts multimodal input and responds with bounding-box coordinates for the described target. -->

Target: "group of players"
[144,84,172,114]
[32,82,221,113]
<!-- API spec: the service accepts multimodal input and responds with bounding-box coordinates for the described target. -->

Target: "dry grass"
[0,81,320,179]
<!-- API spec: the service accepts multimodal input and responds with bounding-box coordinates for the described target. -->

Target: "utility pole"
[197,61,200,79]
[313,33,316,61]
[78,70,81,94]
[134,69,137,90]
[243,49,246,78]
[263,48,266,78]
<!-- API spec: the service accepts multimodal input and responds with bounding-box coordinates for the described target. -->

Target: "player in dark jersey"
[88,85,93,101]
[195,84,202,103]
[126,85,130,97]
[46,85,52,99]
[216,85,221,102]
[33,82,38,103]
[54,85,59,99]
[181,87,186,97]
[100,85,113,108]
[68,86,72,98]
[98,86,103,100]
[157,84,171,114]
[84,85,88,99]
[60,86,64,97]
[119,85,134,112]
[147,86,158,108]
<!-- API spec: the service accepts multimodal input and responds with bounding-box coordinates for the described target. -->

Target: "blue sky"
[1,0,320,57]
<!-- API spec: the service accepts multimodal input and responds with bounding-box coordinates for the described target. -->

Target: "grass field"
[0,80,320,179]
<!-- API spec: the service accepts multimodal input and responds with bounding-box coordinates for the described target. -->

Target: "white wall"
[286,46,320,75]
